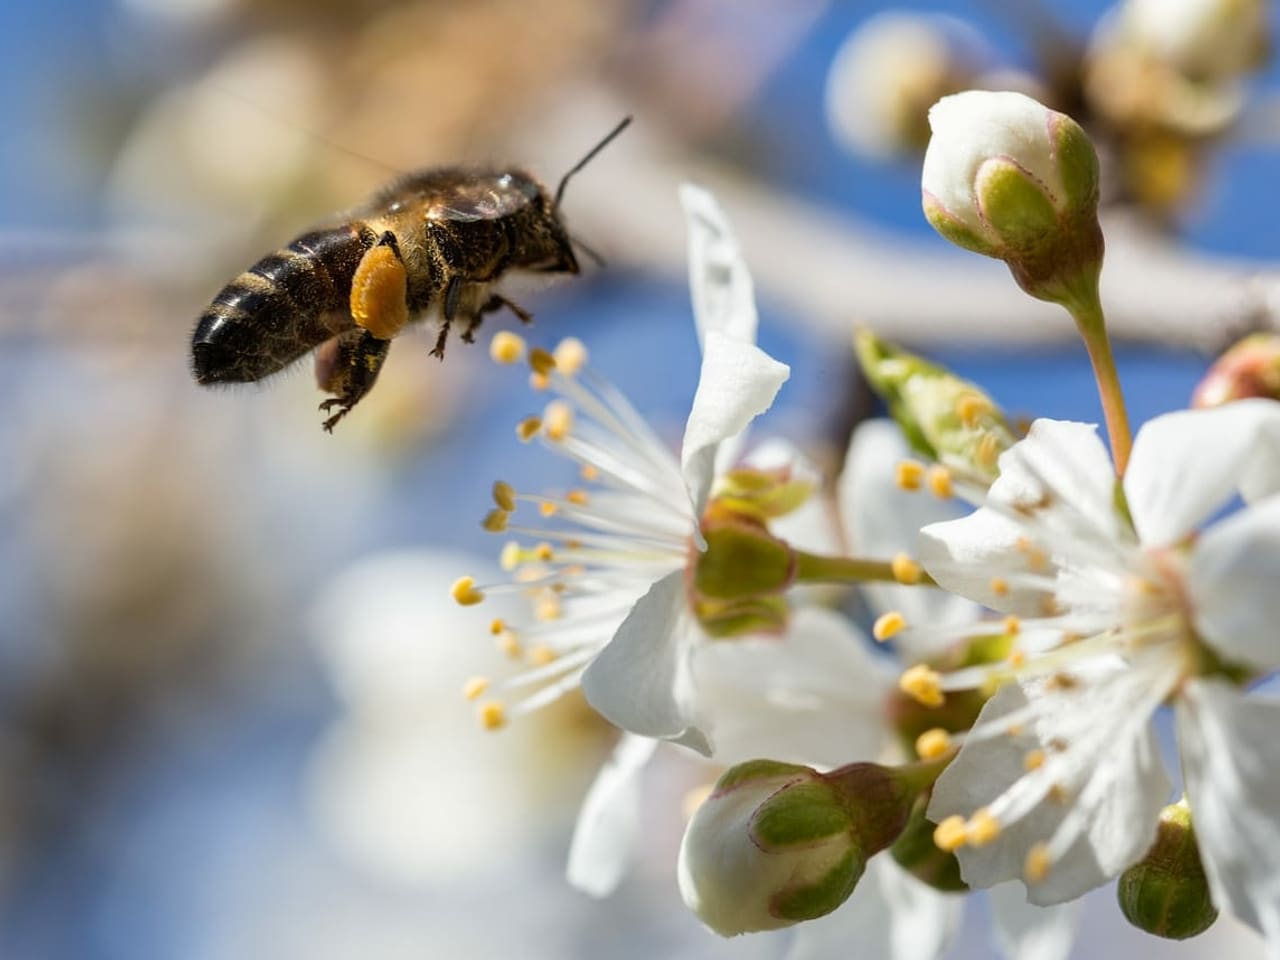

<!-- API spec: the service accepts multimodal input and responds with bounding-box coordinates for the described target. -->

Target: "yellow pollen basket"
[490,331,527,365]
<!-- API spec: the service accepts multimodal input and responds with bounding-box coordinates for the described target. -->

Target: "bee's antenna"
[554,116,633,211]
[570,235,607,269]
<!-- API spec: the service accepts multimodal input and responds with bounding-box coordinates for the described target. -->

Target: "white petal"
[580,571,710,753]
[785,857,962,960]
[566,733,659,898]
[988,882,1079,960]
[681,331,790,518]
[989,419,1123,546]
[1189,493,1280,672]
[919,507,1060,617]
[691,606,895,768]
[1178,678,1280,944]
[928,680,1170,904]
[840,419,981,645]
[680,183,758,348]
[1125,400,1280,546]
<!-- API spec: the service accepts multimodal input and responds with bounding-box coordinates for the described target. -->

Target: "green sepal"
[694,520,794,600]
[923,193,998,257]
[974,157,1060,251]
[1118,803,1219,941]
[891,800,967,892]
[771,849,865,924]
[1051,114,1101,217]
[751,781,854,849]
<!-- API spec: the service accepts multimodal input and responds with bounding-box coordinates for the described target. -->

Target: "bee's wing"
[426,178,532,222]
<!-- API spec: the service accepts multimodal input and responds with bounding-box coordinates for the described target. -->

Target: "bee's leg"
[431,275,463,359]
[317,329,391,432]
[484,294,534,326]
[351,232,410,341]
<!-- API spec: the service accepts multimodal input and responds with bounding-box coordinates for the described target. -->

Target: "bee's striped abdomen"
[191,223,377,384]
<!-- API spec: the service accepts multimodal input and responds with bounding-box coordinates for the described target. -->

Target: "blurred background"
[1,1,1278,957]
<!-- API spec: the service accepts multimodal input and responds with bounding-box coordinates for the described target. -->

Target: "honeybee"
[191,118,631,431]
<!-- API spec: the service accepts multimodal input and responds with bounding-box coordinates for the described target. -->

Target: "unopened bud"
[1192,333,1280,408]
[678,760,925,936]
[922,91,1104,312]
[855,329,1015,484]
[1117,802,1218,940]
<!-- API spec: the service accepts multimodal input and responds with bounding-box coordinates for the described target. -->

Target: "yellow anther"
[528,643,556,666]
[500,542,522,571]
[489,331,526,365]
[956,392,991,427]
[497,631,522,658]
[580,464,600,482]
[563,563,587,577]
[492,480,517,512]
[543,401,574,441]
[990,577,1009,597]
[1006,723,1026,736]
[529,347,557,376]
[872,611,907,642]
[451,576,485,606]
[565,539,583,550]
[539,501,559,517]
[976,431,1001,469]
[535,595,563,622]
[489,618,506,635]
[966,809,1001,847]
[1040,596,1063,617]
[896,460,926,491]
[463,676,490,701]
[927,465,954,499]
[517,416,542,442]
[1003,615,1021,636]
[514,565,548,584]
[478,700,508,731]
[915,727,953,760]
[1024,843,1052,883]
[1009,649,1027,668]
[1047,672,1079,691]
[529,371,550,392]
[900,664,945,708]
[1047,784,1070,805]
[482,509,509,533]
[566,488,589,506]
[891,553,923,585]
[534,541,555,561]
[553,337,588,375]
[1015,537,1048,570]
[933,815,969,852]
[1024,748,1046,771]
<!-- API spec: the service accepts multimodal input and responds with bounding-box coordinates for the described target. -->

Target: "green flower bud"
[855,329,1015,484]
[1192,333,1280,409]
[678,760,928,936]
[922,91,1105,313]
[1117,802,1218,940]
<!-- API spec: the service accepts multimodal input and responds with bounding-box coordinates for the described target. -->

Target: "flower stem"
[793,551,937,587]
[1070,297,1132,475]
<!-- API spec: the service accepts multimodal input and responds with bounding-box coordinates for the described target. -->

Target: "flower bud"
[1192,333,1280,408]
[678,759,923,936]
[1117,802,1218,940]
[922,91,1104,310]
[825,13,987,159]
[1119,0,1269,84]
[855,329,1015,484]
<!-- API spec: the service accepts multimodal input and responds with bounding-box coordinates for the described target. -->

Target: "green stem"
[793,551,937,587]
[1071,298,1132,476]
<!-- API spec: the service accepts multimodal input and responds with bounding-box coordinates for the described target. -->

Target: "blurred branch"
[524,95,1277,352]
